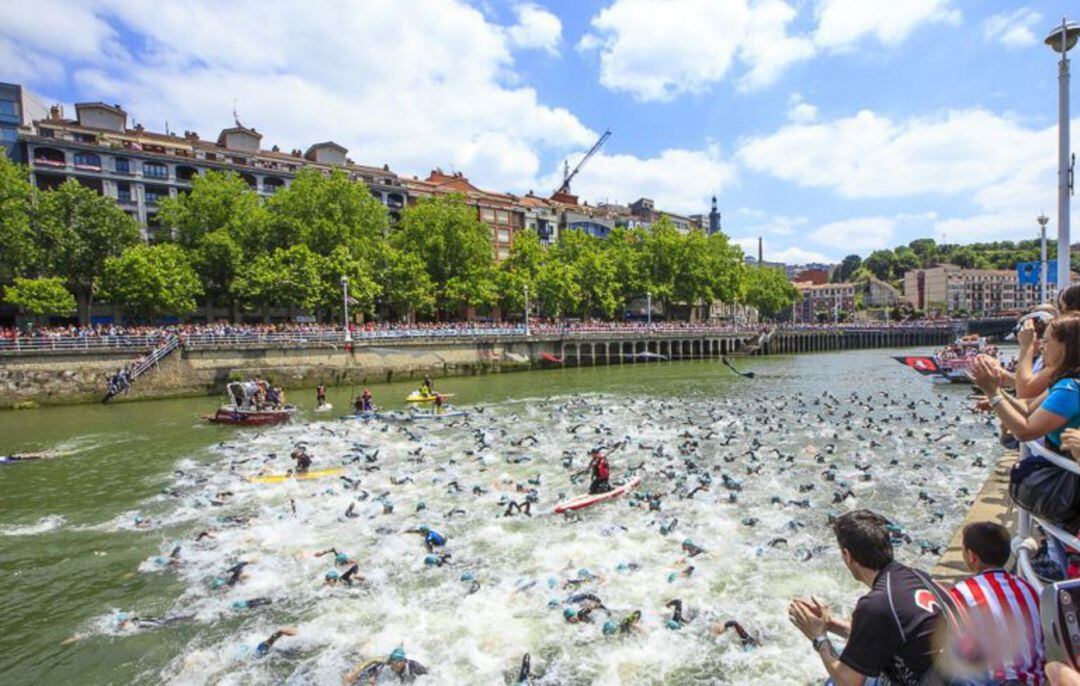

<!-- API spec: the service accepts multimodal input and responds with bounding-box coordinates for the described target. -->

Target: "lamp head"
[1045,20,1080,53]
[340,275,349,286]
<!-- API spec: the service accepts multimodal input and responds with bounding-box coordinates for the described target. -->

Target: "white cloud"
[786,92,818,123]
[5,0,594,193]
[737,108,1042,199]
[542,144,737,215]
[813,0,960,51]
[732,238,832,264]
[810,216,897,251]
[982,7,1042,48]
[506,4,562,55]
[578,0,813,101]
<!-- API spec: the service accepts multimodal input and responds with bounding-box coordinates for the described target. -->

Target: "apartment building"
[902,264,1073,315]
[6,84,406,241]
[792,281,856,322]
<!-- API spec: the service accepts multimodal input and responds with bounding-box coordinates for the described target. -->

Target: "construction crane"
[554,129,611,197]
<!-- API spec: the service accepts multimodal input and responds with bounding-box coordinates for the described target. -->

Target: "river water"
[0,347,1000,685]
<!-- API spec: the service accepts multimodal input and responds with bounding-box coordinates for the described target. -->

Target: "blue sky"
[1,0,1077,264]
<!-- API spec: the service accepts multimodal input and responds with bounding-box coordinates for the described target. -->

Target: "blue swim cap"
[153,556,166,566]
[547,598,559,609]
[577,568,591,579]
[418,525,430,534]
[563,607,577,620]
[667,572,677,583]
[115,611,128,623]
[666,619,682,630]
[335,552,349,565]
[211,578,225,589]
[616,563,628,572]
[547,577,557,588]
[682,539,694,547]
[232,600,248,610]
[133,515,143,524]
[460,571,475,582]
[416,502,426,511]
[389,647,406,662]
[423,554,438,566]
[602,620,617,635]
[325,569,340,580]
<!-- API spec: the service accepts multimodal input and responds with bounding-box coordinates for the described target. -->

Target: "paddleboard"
[247,467,345,484]
[314,403,334,413]
[553,477,641,514]
[405,410,470,420]
[405,392,456,403]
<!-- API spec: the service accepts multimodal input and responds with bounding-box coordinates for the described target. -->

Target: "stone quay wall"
[0,326,955,409]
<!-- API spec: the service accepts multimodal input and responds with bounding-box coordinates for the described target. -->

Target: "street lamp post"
[1038,213,1050,303]
[1046,18,1080,292]
[524,284,530,336]
[646,291,652,325]
[341,276,351,344]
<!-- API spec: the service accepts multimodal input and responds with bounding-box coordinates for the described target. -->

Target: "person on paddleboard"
[316,384,327,407]
[586,447,615,494]
[290,446,312,474]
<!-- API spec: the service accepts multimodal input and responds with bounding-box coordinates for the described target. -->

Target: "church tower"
[708,195,721,235]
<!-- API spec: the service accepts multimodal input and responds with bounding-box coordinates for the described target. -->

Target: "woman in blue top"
[972,314,1080,452]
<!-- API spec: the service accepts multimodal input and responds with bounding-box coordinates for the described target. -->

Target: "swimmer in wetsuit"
[405,525,446,552]
[255,627,297,658]
[325,564,364,586]
[712,619,761,648]
[346,647,428,684]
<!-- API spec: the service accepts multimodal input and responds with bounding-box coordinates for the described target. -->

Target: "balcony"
[34,157,67,168]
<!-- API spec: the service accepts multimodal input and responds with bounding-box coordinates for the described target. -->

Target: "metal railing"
[1013,439,1080,593]
[0,321,958,355]
[130,335,180,380]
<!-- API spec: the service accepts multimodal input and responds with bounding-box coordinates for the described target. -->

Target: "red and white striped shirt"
[949,570,1045,685]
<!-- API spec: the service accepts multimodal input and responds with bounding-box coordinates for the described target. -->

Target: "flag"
[893,356,940,375]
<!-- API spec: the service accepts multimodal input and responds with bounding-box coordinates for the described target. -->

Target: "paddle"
[722,356,755,379]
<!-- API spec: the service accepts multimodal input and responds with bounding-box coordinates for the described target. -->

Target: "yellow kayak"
[405,392,456,403]
[247,467,344,484]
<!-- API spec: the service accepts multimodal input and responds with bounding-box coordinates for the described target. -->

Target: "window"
[115,157,130,174]
[74,152,101,169]
[116,182,132,203]
[0,126,15,142]
[74,133,96,143]
[480,208,495,223]
[0,100,16,116]
[143,162,167,179]
[495,210,510,225]
[497,228,511,243]
[144,185,169,205]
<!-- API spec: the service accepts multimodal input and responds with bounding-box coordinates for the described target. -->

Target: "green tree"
[705,232,746,305]
[603,226,646,306]
[742,266,799,318]
[498,229,544,312]
[39,179,141,323]
[232,244,322,314]
[907,238,938,265]
[394,195,497,315]
[158,170,268,253]
[833,254,862,283]
[863,249,898,282]
[672,229,717,318]
[267,169,388,257]
[554,229,618,318]
[100,244,202,320]
[535,258,581,318]
[2,276,76,316]
[893,246,921,277]
[320,246,380,319]
[377,246,436,320]
[0,152,38,278]
[638,217,682,312]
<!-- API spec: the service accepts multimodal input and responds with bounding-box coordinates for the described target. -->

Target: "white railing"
[130,335,180,380]
[0,334,175,353]
[1013,440,1080,593]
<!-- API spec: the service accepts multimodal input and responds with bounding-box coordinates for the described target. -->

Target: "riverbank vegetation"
[0,155,798,323]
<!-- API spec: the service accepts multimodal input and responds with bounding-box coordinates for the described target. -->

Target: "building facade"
[6,85,408,241]
[901,264,1074,316]
[792,281,856,322]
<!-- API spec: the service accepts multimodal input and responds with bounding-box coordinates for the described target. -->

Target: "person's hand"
[1063,429,1080,461]
[1018,318,1037,350]
[788,598,828,640]
[1047,661,1080,686]
[970,356,1001,396]
[970,395,992,413]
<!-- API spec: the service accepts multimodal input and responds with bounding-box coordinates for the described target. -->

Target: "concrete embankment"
[0,325,955,409]
[932,450,1017,586]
